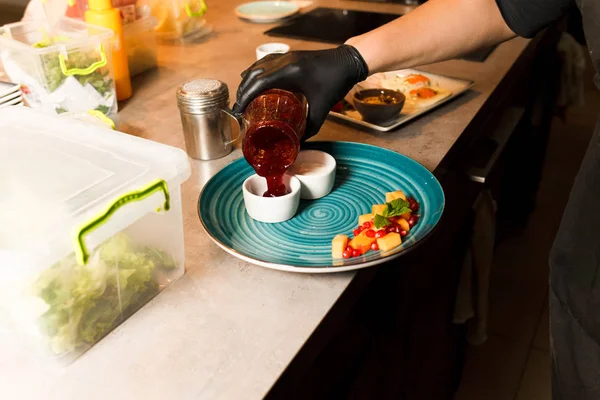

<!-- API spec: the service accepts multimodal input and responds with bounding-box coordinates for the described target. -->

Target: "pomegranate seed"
[343,251,352,259]
[393,226,402,233]
[357,226,364,232]
[362,221,372,229]
[353,228,362,236]
[370,242,379,251]
[345,246,353,253]
[400,229,408,237]
[365,229,376,238]
[375,230,386,239]
[386,226,396,233]
[412,215,420,224]
[408,218,416,227]
[352,249,362,258]
[410,201,419,212]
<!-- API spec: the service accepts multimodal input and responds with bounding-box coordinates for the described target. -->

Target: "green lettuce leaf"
[33,233,177,354]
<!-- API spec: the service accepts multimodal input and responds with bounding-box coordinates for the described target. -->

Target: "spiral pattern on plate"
[199,142,445,272]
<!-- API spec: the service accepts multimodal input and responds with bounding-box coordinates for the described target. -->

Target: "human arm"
[234,0,573,138]
[346,0,515,74]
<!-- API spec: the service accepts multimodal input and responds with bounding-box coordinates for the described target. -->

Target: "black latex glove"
[232,45,369,139]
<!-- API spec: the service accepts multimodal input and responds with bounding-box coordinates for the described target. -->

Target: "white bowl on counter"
[289,150,337,200]
[256,42,290,60]
[242,174,301,223]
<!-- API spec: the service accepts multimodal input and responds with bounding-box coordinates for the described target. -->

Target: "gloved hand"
[233,45,369,139]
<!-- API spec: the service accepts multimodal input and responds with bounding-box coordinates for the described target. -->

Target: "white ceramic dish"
[256,42,290,60]
[328,68,475,132]
[289,150,336,200]
[242,174,301,223]
[236,1,299,23]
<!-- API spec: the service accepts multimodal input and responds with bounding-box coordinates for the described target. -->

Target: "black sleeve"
[495,0,573,38]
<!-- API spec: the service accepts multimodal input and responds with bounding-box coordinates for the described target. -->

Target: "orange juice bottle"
[85,0,132,101]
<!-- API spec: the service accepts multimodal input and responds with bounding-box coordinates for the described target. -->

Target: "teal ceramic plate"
[198,142,445,273]
[235,1,299,23]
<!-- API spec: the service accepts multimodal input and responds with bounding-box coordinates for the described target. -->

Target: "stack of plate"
[0,81,22,109]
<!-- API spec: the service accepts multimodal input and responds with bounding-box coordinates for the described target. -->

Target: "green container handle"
[59,44,107,77]
[185,0,207,17]
[74,179,170,265]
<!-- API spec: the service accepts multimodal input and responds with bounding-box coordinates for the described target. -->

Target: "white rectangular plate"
[328,68,475,132]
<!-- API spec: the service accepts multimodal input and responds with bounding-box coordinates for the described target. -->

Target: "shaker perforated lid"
[176,78,230,112]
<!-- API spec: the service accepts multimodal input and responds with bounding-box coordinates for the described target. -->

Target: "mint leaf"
[382,198,412,218]
[374,214,391,229]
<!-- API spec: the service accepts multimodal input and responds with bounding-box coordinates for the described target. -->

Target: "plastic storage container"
[0,18,117,116]
[147,0,207,41]
[0,107,191,363]
[123,16,158,77]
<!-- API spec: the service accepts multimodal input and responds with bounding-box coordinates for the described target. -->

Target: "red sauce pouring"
[242,89,307,197]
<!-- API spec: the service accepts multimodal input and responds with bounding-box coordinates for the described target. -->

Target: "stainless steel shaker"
[176,79,239,160]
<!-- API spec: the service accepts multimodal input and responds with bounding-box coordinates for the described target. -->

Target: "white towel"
[453,190,496,345]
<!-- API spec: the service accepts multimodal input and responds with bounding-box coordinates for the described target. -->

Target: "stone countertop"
[1,1,530,399]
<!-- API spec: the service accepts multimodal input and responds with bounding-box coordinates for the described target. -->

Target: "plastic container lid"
[0,107,191,278]
[0,18,113,55]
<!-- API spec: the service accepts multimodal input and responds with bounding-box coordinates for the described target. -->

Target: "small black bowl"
[352,89,405,124]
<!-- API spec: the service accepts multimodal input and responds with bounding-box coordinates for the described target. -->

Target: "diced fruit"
[349,235,377,255]
[372,204,387,216]
[371,242,379,251]
[332,234,349,258]
[365,229,376,238]
[362,221,372,229]
[397,218,410,232]
[352,249,362,258]
[408,197,420,211]
[401,212,412,220]
[375,230,386,238]
[377,232,402,252]
[408,215,419,227]
[385,190,407,202]
[358,213,373,226]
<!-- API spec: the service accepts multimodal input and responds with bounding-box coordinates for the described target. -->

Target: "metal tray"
[328,68,475,132]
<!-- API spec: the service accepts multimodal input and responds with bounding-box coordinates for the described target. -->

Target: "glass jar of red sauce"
[241,89,308,197]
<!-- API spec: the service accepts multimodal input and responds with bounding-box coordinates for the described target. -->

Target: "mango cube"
[349,235,376,255]
[401,211,412,220]
[385,190,407,203]
[377,232,402,252]
[397,218,410,232]
[372,204,387,216]
[358,213,373,226]
[332,234,349,258]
